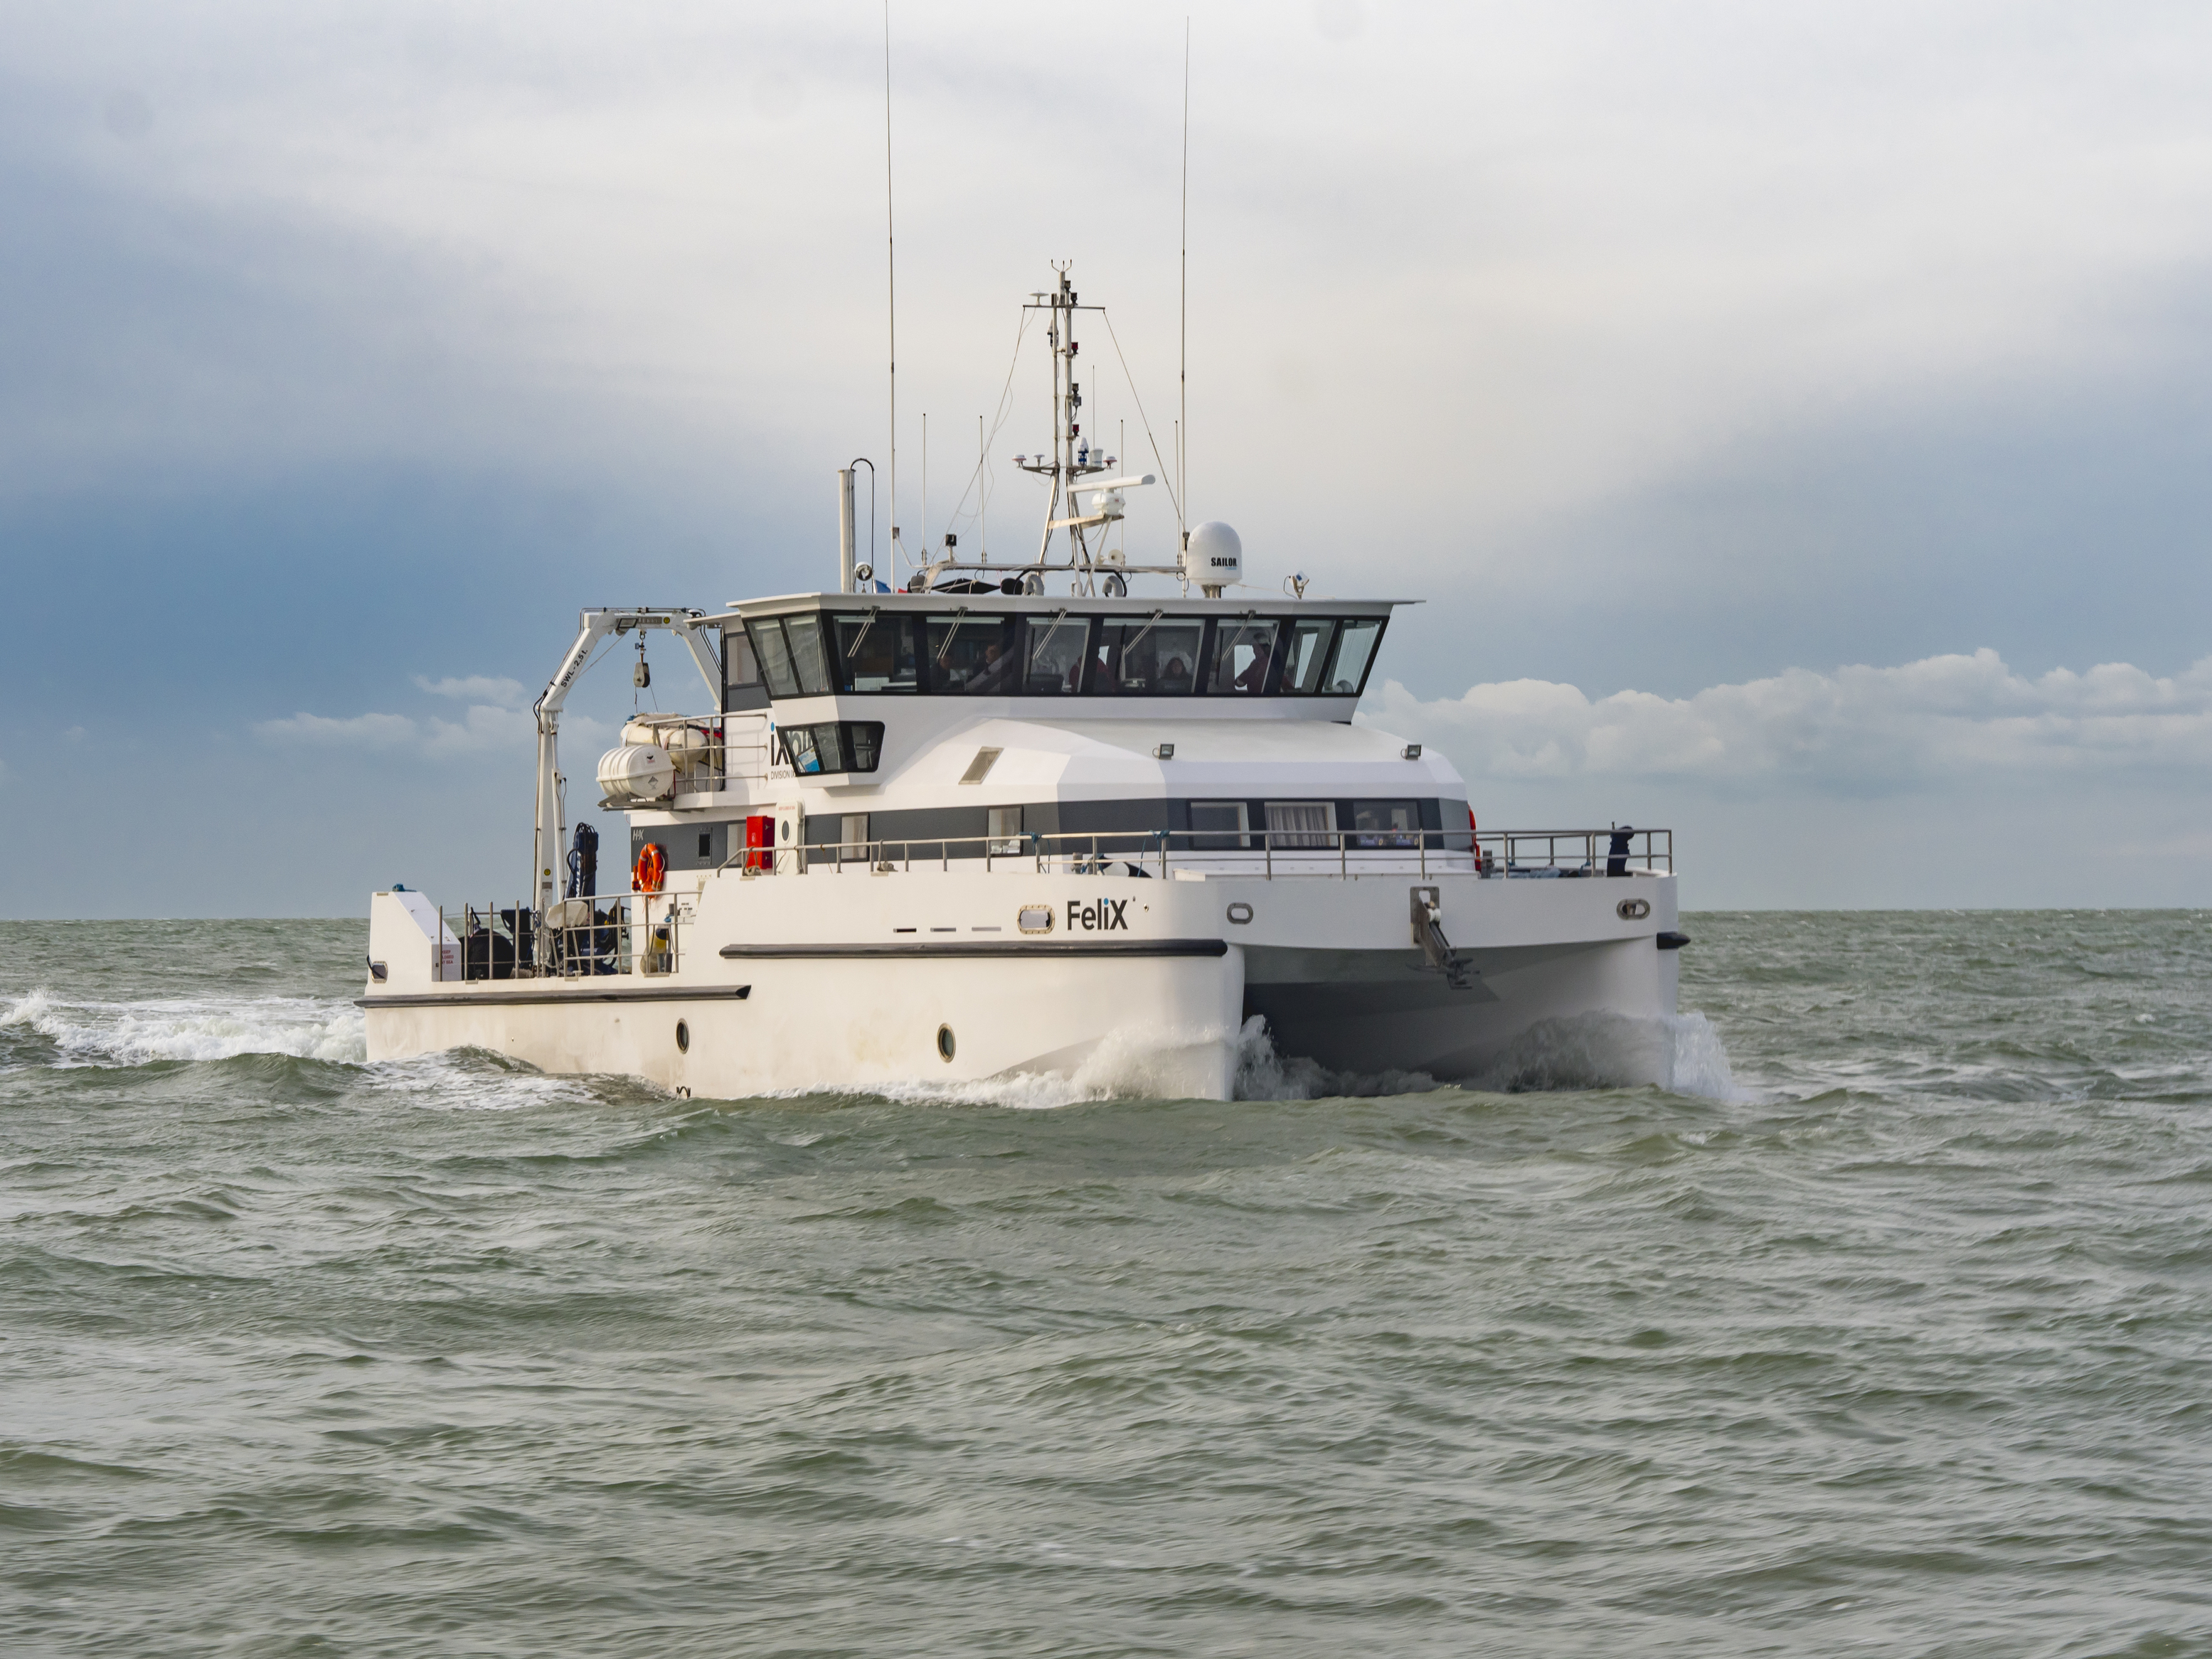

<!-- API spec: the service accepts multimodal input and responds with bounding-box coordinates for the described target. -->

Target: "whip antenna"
[885,1,900,577]
[1179,15,1189,541]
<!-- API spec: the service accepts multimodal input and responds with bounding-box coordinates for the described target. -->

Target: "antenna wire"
[885,1,900,574]
[1179,15,1190,540]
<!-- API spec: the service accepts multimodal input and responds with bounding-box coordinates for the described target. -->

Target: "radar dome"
[1184,521,1243,595]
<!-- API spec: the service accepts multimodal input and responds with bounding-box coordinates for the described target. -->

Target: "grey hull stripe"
[358,985,753,1009]
[719,939,1229,960]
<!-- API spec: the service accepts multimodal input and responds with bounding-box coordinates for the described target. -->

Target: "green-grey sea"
[4,911,2209,1656]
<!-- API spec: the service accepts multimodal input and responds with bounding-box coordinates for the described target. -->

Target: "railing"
[408,827,1668,983]
[1479,827,1673,877]
[720,826,1671,881]
[605,713,776,804]
[433,895,683,982]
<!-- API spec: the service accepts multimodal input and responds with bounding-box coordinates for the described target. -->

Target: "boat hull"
[361,870,1680,1100]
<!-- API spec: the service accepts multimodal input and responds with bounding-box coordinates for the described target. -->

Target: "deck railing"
[432,895,683,982]
[721,826,1671,881]
[597,712,777,806]
[1481,827,1673,877]
[399,827,1669,985]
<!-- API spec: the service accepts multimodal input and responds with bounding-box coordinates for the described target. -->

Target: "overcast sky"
[2,0,2208,914]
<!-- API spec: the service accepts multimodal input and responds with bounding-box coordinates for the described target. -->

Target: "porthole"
[1617,897,1651,922]
[1226,902,1254,925]
[675,1019,691,1052]
[1018,905,1055,934]
[937,1024,956,1062]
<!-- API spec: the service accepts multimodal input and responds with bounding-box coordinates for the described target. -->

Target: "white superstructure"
[361,270,1686,1099]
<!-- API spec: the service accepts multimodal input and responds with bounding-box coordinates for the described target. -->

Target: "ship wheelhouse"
[662,592,1469,873]
[725,596,1389,711]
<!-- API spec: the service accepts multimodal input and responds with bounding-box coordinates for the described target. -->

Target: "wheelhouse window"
[722,624,769,711]
[735,607,1390,699]
[1095,616,1203,694]
[1208,617,1280,695]
[780,721,884,775]
[1265,801,1334,848]
[751,618,798,697]
[1021,612,1091,694]
[747,614,834,698]
[1352,799,1419,848]
[1322,617,1386,695]
[786,614,830,696]
[1280,619,1336,694]
[832,612,920,693]
[987,805,1025,854]
[927,613,1019,694]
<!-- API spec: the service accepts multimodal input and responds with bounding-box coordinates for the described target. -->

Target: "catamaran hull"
[361,871,1681,1100]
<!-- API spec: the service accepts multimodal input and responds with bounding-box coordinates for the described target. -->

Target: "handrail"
[417,826,1669,982]
[745,826,1671,881]
[435,892,683,982]
[604,712,779,801]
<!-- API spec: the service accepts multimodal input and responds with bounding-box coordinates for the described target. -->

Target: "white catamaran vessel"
[362,270,1685,1099]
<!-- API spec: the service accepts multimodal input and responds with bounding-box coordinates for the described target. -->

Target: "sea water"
[2,912,2208,1655]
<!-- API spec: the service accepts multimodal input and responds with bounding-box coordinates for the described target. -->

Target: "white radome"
[1184,521,1243,594]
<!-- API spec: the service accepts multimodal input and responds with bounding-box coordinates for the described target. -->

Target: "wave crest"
[1232,1010,1741,1101]
[0,987,367,1067]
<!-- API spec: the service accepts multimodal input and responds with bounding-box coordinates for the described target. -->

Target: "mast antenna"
[1179,14,1190,543]
[884,1,900,577]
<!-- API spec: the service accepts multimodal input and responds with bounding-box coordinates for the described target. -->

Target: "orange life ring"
[632,841,666,893]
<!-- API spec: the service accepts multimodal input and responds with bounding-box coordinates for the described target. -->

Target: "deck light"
[1402,744,1423,759]
[1154,743,1175,760]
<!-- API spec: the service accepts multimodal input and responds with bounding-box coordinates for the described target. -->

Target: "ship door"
[746,803,802,873]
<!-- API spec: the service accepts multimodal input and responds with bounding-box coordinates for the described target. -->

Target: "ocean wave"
[827,1016,1437,1108]
[1233,1015,1445,1101]
[0,986,368,1067]
[772,1010,1743,1109]
[1463,1009,1744,1100]
[1230,1010,1743,1103]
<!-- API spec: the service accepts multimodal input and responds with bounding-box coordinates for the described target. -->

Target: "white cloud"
[1365,649,2212,788]
[11,0,2212,566]
[254,710,421,750]
[413,674,531,708]
[254,702,573,757]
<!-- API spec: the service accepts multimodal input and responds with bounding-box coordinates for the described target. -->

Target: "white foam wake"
[1231,1015,1445,1101]
[1463,1010,1743,1099]
[832,1008,1741,1109]
[0,986,368,1067]
[854,1016,1445,1107]
[856,1020,1245,1111]
[1232,1010,1743,1102]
